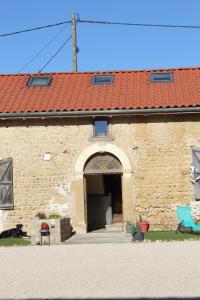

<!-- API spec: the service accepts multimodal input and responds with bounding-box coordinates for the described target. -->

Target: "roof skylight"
[92,74,114,85]
[27,75,52,87]
[150,72,173,83]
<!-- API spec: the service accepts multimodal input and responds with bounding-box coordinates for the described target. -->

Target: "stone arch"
[72,143,134,233]
[74,143,132,174]
[84,152,122,174]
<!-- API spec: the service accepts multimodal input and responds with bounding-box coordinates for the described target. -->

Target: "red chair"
[40,222,50,245]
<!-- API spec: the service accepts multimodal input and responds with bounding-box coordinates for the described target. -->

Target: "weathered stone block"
[31,218,72,245]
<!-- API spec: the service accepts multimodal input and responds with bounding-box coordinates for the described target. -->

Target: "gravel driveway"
[0,241,200,299]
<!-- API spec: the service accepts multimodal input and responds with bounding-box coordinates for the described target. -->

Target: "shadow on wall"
[2,113,200,129]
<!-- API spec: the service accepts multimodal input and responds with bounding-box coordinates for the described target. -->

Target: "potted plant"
[126,221,133,233]
[137,214,149,233]
[130,223,144,242]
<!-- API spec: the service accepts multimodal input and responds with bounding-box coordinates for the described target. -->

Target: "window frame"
[150,72,174,83]
[91,74,114,85]
[92,119,110,139]
[27,75,52,87]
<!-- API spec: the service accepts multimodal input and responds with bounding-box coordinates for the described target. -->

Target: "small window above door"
[93,120,109,138]
[84,153,122,174]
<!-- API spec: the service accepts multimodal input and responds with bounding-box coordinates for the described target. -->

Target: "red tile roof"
[1,67,200,114]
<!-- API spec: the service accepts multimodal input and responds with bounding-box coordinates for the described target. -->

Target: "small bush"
[47,212,62,219]
[35,212,47,219]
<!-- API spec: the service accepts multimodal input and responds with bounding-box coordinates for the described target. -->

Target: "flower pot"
[132,232,144,242]
[137,221,149,233]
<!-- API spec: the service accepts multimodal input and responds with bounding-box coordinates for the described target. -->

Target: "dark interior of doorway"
[86,174,122,232]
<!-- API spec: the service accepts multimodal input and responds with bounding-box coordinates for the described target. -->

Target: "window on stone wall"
[93,120,109,138]
[192,148,200,200]
[0,158,14,209]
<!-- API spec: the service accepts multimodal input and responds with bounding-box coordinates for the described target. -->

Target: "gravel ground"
[0,241,200,299]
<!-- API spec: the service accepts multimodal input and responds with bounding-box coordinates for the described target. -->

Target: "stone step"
[64,232,131,244]
[112,214,123,223]
[105,223,124,232]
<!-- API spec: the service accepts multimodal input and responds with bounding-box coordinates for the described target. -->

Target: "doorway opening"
[84,152,123,232]
[85,173,123,232]
[73,144,133,234]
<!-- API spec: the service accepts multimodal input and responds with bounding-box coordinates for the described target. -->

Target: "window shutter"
[0,158,13,209]
[192,148,200,199]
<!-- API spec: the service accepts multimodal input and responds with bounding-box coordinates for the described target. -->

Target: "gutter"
[1,106,200,119]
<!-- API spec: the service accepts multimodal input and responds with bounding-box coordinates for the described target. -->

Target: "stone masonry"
[0,114,200,233]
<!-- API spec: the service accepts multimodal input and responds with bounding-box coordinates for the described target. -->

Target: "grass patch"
[145,230,200,241]
[0,237,31,247]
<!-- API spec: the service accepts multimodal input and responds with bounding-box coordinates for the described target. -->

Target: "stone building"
[0,67,200,234]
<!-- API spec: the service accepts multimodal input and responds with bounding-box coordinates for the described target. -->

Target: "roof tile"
[0,67,200,113]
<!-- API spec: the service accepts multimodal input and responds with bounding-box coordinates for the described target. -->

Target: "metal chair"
[176,205,200,233]
[40,222,50,245]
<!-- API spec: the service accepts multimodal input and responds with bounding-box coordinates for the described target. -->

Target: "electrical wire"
[78,19,200,29]
[0,21,71,38]
[17,25,67,73]
[3,16,200,74]
[38,35,72,72]
[2,18,200,39]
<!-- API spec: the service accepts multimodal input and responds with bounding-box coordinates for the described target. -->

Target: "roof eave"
[0,106,200,119]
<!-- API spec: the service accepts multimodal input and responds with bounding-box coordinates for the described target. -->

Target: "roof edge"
[1,107,200,119]
[1,65,200,76]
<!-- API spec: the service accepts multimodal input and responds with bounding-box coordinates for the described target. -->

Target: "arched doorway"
[72,143,134,233]
[84,153,123,232]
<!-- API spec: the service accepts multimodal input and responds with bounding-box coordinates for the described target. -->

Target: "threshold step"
[64,232,131,244]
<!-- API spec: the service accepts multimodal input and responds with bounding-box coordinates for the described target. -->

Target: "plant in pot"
[130,223,144,242]
[126,221,133,233]
[137,214,149,233]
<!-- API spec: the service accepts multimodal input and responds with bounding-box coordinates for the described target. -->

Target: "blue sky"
[1,0,200,74]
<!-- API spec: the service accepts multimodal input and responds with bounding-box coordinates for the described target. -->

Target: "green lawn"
[0,237,31,247]
[145,230,200,241]
[1,232,200,245]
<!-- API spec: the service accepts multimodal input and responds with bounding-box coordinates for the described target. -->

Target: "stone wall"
[0,114,200,233]
[112,115,200,229]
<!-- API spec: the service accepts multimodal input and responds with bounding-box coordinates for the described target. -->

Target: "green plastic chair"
[176,205,200,232]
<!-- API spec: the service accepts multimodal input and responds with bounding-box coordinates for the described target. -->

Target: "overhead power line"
[78,19,200,29]
[17,25,67,73]
[0,21,71,38]
[38,35,72,72]
[2,18,200,39]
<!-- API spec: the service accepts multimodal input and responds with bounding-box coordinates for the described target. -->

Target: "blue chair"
[176,205,200,233]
